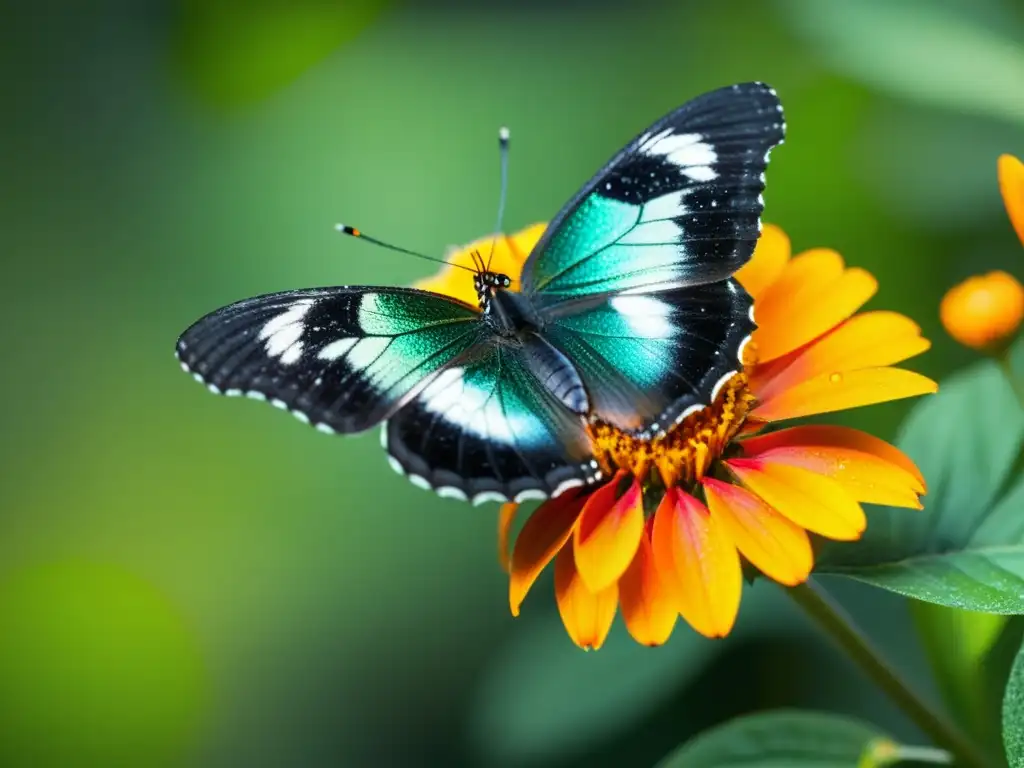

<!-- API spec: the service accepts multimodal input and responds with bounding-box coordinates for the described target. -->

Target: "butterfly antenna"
[485,126,511,272]
[335,224,477,273]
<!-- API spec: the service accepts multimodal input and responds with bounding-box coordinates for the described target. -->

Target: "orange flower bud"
[940,271,1024,351]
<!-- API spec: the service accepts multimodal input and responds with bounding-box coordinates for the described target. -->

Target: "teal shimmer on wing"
[362,322,479,392]
[531,195,639,294]
[553,307,674,388]
[358,292,476,335]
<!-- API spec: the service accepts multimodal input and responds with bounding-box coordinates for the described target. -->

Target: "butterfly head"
[470,248,513,309]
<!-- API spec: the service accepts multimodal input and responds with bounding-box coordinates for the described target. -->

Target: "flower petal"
[498,502,518,573]
[751,311,931,403]
[509,488,587,616]
[573,471,645,593]
[753,249,878,364]
[741,425,926,508]
[703,478,813,586]
[735,224,790,301]
[726,458,866,541]
[413,222,546,304]
[619,522,677,646]
[651,488,741,638]
[999,154,1024,248]
[555,544,618,651]
[753,367,938,422]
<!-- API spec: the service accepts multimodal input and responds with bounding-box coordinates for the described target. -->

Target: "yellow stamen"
[587,374,755,490]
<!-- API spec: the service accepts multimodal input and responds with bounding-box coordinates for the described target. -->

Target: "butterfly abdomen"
[521,334,590,415]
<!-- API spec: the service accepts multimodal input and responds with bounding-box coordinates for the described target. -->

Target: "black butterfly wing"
[384,334,597,504]
[521,82,785,305]
[541,279,754,437]
[175,287,487,434]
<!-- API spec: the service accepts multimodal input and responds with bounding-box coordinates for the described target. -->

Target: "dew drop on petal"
[829,372,842,384]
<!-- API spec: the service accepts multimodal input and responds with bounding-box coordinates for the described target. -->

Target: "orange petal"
[509,488,587,616]
[751,311,931,403]
[651,488,741,638]
[619,523,677,646]
[498,502,518,573]
[726,458,866,541]
[574,472,644,593]
[703,478,813,586]
[413,222,547,305]
[753,367,938,422]
[753,249,878,364]
[741,425,926,508]
[999,154,1024,248]
[735,224,791,301]
[555,544,618,650]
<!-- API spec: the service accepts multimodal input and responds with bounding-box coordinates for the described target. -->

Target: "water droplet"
[829,372,842,384]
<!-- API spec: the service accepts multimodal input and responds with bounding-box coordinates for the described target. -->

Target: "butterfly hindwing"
[521,82,785,304]
[542,279,753,436]
[176,287,484,433]
[385,334,596,503]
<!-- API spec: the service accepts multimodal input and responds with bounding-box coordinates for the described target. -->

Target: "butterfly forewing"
[384,336,596,504]
[521,82,785,303]
[176,287,484,434]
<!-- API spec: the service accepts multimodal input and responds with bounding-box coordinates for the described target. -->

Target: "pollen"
[587,373,755,491]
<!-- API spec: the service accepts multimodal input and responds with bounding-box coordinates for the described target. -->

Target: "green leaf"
[778,0,1024,126]
[656,710,898,767]
[1007,641,1024,767]
[817,351,1024,612]
[912,602,1018,760]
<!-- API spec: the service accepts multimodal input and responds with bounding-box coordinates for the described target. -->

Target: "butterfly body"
[176,82,785,504]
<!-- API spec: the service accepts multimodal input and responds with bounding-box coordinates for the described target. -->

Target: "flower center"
[586,373,755,492]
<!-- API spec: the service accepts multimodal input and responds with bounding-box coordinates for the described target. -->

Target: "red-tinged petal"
[741,425,926,508]
[703,478,813,586]
[555,544,618,651]
[726,458,866,541]
[509,489,587,616]
[498,502,518,573]
[752,311,931,403]
[651,488,742,638]
[755,258,878,364]
[753,367,938,422]
[735,224,790,301]
[619,523,677,646]
[574,471,644,593]
[999,154,1024,247]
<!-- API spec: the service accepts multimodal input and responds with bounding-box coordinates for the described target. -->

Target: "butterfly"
[176,82,785,505]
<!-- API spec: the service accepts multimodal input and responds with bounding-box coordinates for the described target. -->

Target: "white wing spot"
[408,474,431,491]
[315,423,336,434]
[514,489,548,503]
[609,295,673,338]
[438,486,469,502]
[472,491,508,507]
[552,478,584,498]
[710,371,738,403]
[387,456,405,476]
[259,299,314,364]
[318,338,358,361]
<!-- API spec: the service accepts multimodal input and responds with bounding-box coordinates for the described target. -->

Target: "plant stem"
[998,353,1024,411]
[787,580,993,768]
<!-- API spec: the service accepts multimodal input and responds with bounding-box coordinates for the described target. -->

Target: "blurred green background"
[2,0,1024,765]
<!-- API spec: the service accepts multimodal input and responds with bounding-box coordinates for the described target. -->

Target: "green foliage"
[817,347,1024,612]
[1006,641,1024,767]
[656,710,895,767]
[172,0,388,108]
[778,0,1024,126]
[912,604,1022,762]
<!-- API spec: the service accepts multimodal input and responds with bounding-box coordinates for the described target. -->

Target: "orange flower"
[939,156,1024,352]
[426,224,936,648]
[999,154,1024,248]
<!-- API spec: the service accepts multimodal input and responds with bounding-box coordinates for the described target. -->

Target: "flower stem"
[786,580,993,768]
[998,352,1024,410]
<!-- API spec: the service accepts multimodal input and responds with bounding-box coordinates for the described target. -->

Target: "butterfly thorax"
[483,283,542,337]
